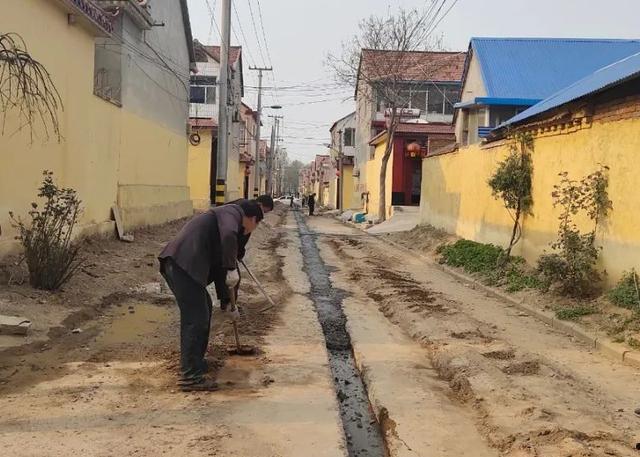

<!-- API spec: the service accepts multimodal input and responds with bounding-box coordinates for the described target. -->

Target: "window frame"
[189,75,217,105]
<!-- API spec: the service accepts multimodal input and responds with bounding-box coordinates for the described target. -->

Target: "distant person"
[290,195,294,207]
[301,195,307,207]
[308,193,316,216]
[159,200,265,392]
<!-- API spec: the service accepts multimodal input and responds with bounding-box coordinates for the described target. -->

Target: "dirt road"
[2,207,640,456]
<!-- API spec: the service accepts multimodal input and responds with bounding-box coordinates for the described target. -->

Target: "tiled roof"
[204,45,242,64]
[368,123,454,145]
[359,50,466,84]
[395,123,454,134]
[469,37,640,100]
[497,51,640,129]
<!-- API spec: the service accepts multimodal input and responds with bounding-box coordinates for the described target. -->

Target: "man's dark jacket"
[158,204,245,303]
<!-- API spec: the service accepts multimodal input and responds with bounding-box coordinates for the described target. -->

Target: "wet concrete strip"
[294,211,387,457]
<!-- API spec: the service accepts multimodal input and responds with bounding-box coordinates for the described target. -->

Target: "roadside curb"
[335,216,640,371]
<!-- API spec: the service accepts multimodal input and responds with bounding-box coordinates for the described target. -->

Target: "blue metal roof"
[498,51,640,128]
[472,38,640,100]
[454,97,542,109]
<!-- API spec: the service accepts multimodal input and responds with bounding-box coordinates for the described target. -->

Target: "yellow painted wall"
[341,165,354,210]
[0,0,192,257]
[420,117,640,285]
[188,130,213,210]
[365,138,393,220]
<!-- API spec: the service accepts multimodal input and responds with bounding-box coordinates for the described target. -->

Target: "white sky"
[186,0,640,163]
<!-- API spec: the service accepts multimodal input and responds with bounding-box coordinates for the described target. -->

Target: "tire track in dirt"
[326,234,637,456]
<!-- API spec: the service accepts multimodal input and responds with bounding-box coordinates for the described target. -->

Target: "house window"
[427,87,445,114]
[410,89,427,112]
[444,86,460,115]
[190,76,216,104]
[343,128,355,147]
[93,17,123,105]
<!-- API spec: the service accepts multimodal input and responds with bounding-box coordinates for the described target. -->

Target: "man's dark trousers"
[160,258,212,383]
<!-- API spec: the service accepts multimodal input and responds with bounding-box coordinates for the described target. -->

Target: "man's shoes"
[180,379,220,392]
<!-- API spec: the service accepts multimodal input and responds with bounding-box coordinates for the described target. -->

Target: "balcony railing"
[478,126,493,138]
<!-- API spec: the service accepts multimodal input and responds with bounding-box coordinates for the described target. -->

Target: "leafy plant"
[438,239,505,273]
[555,306,597,321]
[538,165,612,297]
[488,132,534,259]
[10,171,83,290]
[608,270,640,311]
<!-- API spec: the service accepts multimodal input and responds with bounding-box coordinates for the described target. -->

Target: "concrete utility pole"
[215,0,232,205]
[249,66,272,198]
[338,129,343,210]
[267,114,282,195]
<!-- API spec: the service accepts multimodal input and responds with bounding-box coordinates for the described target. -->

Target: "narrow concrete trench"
[294,211,387,457]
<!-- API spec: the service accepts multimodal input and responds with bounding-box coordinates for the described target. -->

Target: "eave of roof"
[454,97,542,109]
[179,0,197,72]
[493,50,640,135]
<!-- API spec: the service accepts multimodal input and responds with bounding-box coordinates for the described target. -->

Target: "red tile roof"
[204,45,242,65]
[359,50,466,84]
[369,122,455,145]
[395,123,454,134]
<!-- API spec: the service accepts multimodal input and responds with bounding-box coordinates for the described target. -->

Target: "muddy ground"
[2,208,640,456]
[309,215,640,456]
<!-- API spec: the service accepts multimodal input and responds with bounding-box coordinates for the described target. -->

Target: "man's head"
[238,200,264,234]
[255,195,274,214]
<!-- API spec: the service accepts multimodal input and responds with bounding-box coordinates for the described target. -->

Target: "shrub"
[608,270,640,311]
[487,132,533,258]
[539,165,612,298]
[10,171,83,290]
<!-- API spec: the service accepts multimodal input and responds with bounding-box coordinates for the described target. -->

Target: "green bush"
[608,270,640,311]
[555,306,596,321]
[438,239,504,274]
[9,171,83,290]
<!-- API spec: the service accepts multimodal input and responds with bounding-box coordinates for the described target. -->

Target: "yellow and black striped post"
[215,179,226,206]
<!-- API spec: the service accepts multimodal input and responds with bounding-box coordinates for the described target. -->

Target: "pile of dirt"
[383,223,457,255]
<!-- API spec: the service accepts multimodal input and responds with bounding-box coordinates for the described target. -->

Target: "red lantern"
[406,141,421,158]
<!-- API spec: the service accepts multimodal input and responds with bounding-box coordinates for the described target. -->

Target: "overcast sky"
[186,0,640,163]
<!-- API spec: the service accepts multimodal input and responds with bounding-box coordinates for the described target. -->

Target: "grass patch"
[628,337,640,350]
[608,270,640,311]
[505,269,544,292]
[437,240,504,274]
[555,306,597,321]
[438,239,543,293]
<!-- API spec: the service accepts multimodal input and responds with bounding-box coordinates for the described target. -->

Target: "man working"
[159,200,264,391]
[225,195,274,307]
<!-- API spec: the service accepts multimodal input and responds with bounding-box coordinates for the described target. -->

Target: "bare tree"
[0,33,63,142]
[328,4,457,221]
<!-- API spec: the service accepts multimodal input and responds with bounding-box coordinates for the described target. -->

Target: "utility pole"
[249,66,272,198]
[267,114,282,195]
[215,0,232,205]
[337,129,343,210]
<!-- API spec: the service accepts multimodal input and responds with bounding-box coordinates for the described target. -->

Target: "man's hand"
[228,305,240,322]
[226,269,240,288]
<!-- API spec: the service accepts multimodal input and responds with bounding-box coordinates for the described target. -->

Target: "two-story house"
[354,49,466,215]
[454,38,640,145]
[1,0,197,255]
[328,112,356,210]
[187,41,245,207]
